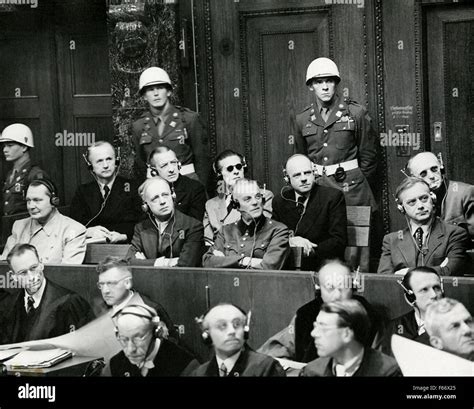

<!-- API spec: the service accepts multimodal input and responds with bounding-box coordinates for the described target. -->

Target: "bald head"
[285,154,315,194]
[407,152,444,190]
[318,261,354,303]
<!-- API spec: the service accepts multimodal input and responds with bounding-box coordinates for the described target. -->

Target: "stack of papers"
[4,348,73,369]
[0,347,24,362]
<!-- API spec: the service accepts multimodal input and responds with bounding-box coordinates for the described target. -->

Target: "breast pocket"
[253,241,269,258]
[302,128,323,150]
[224,241,239,256]
[332,121,355,150]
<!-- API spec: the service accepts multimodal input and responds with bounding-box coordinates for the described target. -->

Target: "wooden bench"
[83,244,131,264]
[344,206,371,272]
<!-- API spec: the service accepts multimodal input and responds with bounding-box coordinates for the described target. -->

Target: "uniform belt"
[180,163,195,175]
[315,159,358,176]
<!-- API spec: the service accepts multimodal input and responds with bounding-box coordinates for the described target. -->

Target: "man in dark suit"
[147,146,206,221]
[70,141,141,243]
[0,243,93,344]
[128,177,204,267]
[110,304,194,376]
[381,266,444,356]
[377,177,470,276]
[301,299,401,377]
[186,303,285,377]
[273,154,347,271]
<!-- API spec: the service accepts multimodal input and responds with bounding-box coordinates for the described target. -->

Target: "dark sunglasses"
[224,163,244,172]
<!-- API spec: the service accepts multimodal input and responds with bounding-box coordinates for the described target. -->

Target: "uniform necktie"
[321,107,330,122]
[10,169,18,184]
[296,196,306,215]
[219,362,228,377]
[414,227,423,250]
[26,296,35,314]
[103,185,110,201]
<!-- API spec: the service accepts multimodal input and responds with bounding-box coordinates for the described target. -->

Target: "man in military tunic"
[294,58,377,208]
[0,123,46,215]
[132,67,210,188]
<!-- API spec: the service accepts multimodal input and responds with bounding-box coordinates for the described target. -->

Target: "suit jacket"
[127,210,204,267]
[377,217,470,276]
[110,338,194,377]
[202,216,289,270]
[442,180,474,234]
[301,348,401,377]
[272,184,347,271]
[132,106,210,186]
[0,279,94,344]
[185,348,285,377]
[381,310,431,357]
[172,175,206,221]
[70,175,142,241]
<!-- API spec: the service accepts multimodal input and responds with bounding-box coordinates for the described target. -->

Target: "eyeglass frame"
[116,331,152,347]
[223,163,244,173]
[97,276,130,290]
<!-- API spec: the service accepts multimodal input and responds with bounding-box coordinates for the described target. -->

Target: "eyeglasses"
[97,277,129,290]
[9,263,43,277]
[223,163,244,173]
[116,332,151,347]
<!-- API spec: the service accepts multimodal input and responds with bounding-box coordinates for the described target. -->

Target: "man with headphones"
[406,151,474,240]
[377,177,470,275]
[185,303,285,376]
[203,149,274,245]
[128,177,204,267]
[381,266,444,356]
[259,259,382,363]
[272,154,347,270]
[146,146,206,221]
[0,179,87,264]
[202,179,289,270]
[109,304,194,376]
[70,141,141,243]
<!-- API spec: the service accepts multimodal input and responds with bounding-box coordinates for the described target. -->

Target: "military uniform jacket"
[70,175,142,241]
[377,217,470,276]
[300,348,401,377]
[172,175,207,221]
[110,338,194,377]
[294,95,377,207]
[272,184,347,271]
[186,348,286,377]
[2,160,46,215]
[127,210,205,267]
[0,279,94,344]
[132,105,210,186]
[202,216,289,270]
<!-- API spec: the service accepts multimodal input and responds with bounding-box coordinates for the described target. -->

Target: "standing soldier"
[295,58,377,208]
[132,66,210,188]
[0,123,47,216]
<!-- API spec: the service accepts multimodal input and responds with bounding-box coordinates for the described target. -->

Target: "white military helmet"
[139,67,172,93]
[0,123,34,148]
[306,57,341,85]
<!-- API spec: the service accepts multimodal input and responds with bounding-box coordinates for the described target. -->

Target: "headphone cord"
[280,186,307,237]
[148,212,176,261]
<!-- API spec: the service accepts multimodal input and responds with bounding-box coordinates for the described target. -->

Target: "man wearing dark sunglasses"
[0,243,93,344]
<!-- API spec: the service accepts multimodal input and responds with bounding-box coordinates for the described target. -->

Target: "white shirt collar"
[332,347,365,377]
[24,278,47,312]
[98,175,116,197]
[414,309,426,336]
[216,349,242,375]
[154,217,170,235]
[112,290,134,314]
[138,338,161,377]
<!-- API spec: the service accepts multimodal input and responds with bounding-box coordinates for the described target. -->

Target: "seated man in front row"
[274,154,347,271]
[147,146,206,221]
[109,304,194,377]
[1,179,87,264]
[185,303,285,376]
[92,256,177,342]
[0,243,93,344]
[202,179,289,270]
[70,141,141,243]
[301,299,401,377]
[381,266,444,356]
[378,177,470,276]
[258,259,382,362]
[425,298,474,362]
[128,177,204,267]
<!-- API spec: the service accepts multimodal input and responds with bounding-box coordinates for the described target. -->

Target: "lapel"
[309,105,326,127]
[227,349,249,376]
[3,160,32,190]
[6,291,24,341]
[205,356,220,377]
[158,211,187,254]
[396,228,417,266]
[28,280,58,339]
[297,186,323,237]
[141,219,159,258]
[425,219,444,264]
[160,105,182,140]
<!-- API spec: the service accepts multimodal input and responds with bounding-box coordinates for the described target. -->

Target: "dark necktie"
[103,185,110,201]
[26,296,35,314]
[414,227,423,251]
[10,169,18,184]
[296,196,306,215]
[219,362,228,377]
[321,107,329,122]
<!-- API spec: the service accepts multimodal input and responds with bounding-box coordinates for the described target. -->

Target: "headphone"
[212,154,247,178]
[141,183,177,213]
[83,145,121,171]
[397,268,444,306]
[395,191,437,214]
[195,304,251,346]
[282,159,318,185]
[311,266,362,297]
[114,304,164,339]
[28,179,60,206]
